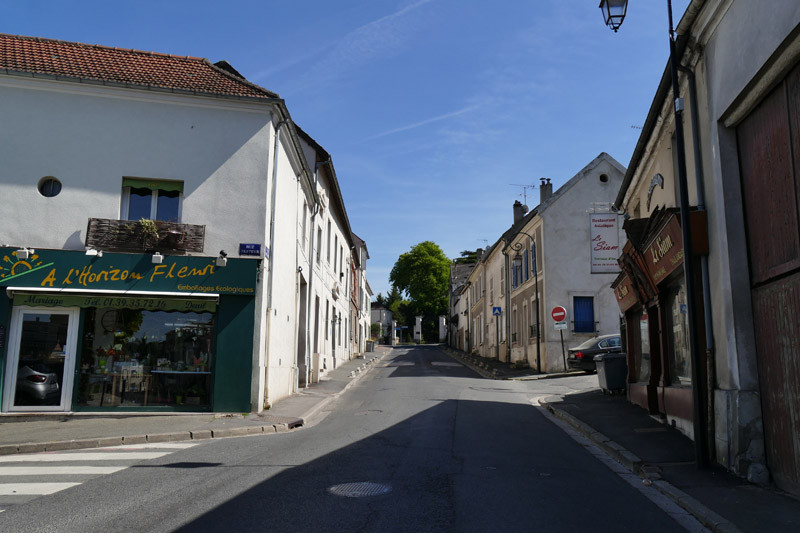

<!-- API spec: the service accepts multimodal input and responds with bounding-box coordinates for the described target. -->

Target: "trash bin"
[594,352,627,394]
[366,340,375,352]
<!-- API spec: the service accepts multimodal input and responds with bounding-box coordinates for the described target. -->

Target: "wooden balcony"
[85,218,205,254]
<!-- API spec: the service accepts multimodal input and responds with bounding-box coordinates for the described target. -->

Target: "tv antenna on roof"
[477,239,488,247]
[510,184,536,205]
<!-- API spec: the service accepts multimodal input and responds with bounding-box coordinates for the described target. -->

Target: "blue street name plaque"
[239,243,262,257]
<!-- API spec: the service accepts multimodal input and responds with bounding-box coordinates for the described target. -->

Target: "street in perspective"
[0,346,707,532]
[2,0,800,531]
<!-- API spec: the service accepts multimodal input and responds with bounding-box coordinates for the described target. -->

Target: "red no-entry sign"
[551,306,567,322]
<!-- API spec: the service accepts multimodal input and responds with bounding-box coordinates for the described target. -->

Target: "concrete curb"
[539,396,741,533]
[439,347,496,379]
[0,423,293,456]
[441,346,584,381]
[0,353,391,457]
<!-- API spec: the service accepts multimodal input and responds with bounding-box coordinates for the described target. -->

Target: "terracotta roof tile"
[0,33,278,99]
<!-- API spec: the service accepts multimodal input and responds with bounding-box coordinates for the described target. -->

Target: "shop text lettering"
[592,234,619,252]
[39,262,217,288]
[650,235,674,264]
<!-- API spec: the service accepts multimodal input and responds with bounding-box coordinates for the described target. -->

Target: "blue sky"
[4,0,689,298]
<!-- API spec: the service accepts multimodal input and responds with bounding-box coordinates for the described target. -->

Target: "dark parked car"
[567,334,622,372]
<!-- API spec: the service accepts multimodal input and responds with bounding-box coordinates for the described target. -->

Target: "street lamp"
[599,0,627,32]
[508,232,540,373]
[599,0,708,468]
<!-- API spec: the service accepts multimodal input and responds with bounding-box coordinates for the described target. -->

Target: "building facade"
[0,34,369,415]
[612,0,800,495]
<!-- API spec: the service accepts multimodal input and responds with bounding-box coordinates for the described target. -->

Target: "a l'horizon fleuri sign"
[0,248,257,296]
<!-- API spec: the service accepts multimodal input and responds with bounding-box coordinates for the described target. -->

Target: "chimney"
[476,248,484,261]
[540,178,553,203]
[513,200,529,224]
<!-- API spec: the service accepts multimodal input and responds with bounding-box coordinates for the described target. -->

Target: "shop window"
[77,308,214,408]
[669,282,692,385]
[121,178,182,222]
[573,296,595,333]
[636,310,650,382]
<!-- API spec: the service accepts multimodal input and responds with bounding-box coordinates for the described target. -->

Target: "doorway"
[3,307,79,412]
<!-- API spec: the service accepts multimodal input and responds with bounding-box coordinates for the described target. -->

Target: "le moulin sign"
[0,247,257,296]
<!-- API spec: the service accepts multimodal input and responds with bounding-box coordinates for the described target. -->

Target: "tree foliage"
[453,249,479,264]
[389,241,450,320]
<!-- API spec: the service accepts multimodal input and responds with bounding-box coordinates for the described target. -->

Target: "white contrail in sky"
[366,105,478,140]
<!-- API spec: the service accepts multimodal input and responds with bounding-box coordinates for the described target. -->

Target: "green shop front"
[0,248,258,413]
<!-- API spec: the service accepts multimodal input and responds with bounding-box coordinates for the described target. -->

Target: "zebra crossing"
[0,441,201,512]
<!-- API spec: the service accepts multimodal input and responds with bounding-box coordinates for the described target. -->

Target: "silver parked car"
[16,361,60,402]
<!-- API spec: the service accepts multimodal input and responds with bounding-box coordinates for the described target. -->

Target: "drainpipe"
[264,119,287,409]
[680,62,715,462]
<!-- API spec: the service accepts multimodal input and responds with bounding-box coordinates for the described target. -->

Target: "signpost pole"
[495,319,500,360]
[551,306,568,372]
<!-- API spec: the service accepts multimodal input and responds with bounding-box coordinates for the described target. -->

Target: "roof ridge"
[204,58,280,99]
[0,33,206,61]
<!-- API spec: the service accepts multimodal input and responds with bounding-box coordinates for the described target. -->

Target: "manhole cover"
[328,482,392,498]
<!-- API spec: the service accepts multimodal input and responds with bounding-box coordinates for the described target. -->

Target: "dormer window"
[121,177,183,222]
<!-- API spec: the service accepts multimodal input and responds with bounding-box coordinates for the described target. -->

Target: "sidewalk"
[444,345,800,532]
[0,347,390,455]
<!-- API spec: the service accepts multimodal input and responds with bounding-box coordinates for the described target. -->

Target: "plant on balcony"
[138,218,160,248]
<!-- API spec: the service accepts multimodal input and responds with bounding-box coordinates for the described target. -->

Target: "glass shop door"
[2,307,79,412]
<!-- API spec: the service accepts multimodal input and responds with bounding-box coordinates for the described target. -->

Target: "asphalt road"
[0,346,700,532]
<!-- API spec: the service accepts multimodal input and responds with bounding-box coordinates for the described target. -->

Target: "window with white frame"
[327,220,332,263]
[334,235,338,271]
[317,227,323,264]
[302,202,308,248]
[522,302,528,341]
[121,178,182,222]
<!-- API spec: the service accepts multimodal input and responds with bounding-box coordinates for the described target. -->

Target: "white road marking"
[0,482,81,495]
[0,466,127,476]
[386,362,415,367]
[0,452,169,462]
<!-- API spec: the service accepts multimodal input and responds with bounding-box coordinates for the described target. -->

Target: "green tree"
[454,249,479,264]
[389,241,450,333]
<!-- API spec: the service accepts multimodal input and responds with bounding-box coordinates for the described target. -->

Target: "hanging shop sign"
[590,213,621,274]
[0,248,257,296]
[611,273,638,313]
[643,216,685,285]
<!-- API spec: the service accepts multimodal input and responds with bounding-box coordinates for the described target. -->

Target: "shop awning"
[6,287,218,313]
[122,177,183,193]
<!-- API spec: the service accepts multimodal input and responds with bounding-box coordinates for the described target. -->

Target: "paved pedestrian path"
[0,348,389,456]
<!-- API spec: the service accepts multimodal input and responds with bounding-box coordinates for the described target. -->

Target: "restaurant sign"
[644,216,684,285]
[590,213,621,274]
[612,274,638,313]
[0,248,257,296]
